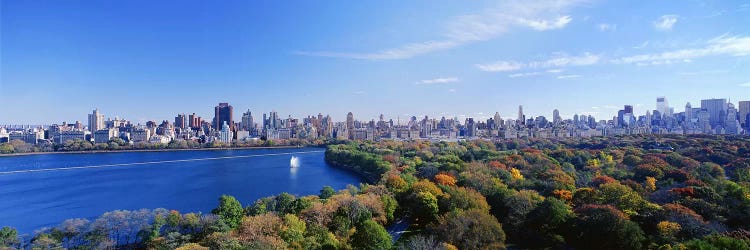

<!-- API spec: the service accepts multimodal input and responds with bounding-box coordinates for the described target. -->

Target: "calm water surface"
[0,148,362,233]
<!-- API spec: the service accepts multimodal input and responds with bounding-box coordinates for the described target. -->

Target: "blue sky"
[1,0,748,124]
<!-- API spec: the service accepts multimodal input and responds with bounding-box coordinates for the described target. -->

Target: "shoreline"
[0,145,319,158]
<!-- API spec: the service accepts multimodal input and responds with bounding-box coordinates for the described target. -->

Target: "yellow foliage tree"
[435,173,457,186]
[510,168,524,181]
[645,176,657,192]
[657,221,681,238]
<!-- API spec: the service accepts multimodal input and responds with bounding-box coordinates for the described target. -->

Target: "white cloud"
[739,82,750,87]
[598,23,616,31]
[294,0,586,60]
[508,72,542,78]
[613,35,750,65]
[518,16,573,31]
[417,77,460,85]
[354,90,366,95]
[557,74,582,79]
[546,69,564,73]
[477,53,600,72]
[448,89,457,92]
[653,15,678,31]
[477,61,524,72]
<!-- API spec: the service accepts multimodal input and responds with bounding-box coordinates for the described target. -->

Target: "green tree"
[319,186,336,200]
[211,195,244,229]
[351,219,392,250]
[0,226,18,247]
[567,205,645,250]
[410,191,440,223]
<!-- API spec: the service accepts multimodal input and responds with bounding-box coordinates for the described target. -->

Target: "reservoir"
[0,147,362,233]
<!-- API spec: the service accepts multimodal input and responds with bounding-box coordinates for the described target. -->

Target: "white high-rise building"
[219,121,233,143]
[656,97,669,118]
[88,109,105,132]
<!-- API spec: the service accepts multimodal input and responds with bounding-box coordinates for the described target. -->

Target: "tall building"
[493,112,502,129]
[617,105,633,127]
[517,106,525,125]
[188,113,202,129]
[552,109,561,124]
[88,109,105,132]
[241,110,254,131]
[656,97,669,118]
[346,112,354,130]
[739,101,750,129]
[726,102,740,134]
[684,102,693,123]
[701,98,727,129]
[214,103,234,131]
[174,113,187,129]
[219,121,233,143]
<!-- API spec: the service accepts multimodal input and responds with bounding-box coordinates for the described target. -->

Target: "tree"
[319,186,336,200]
[0,226,18,247]
[211,195,244,229]
[434,173,457,186]
[410,191,440,223]
[567,205,645,250]
[351,219,392,250]
[430,209,505,250]
[281,214,307,249]
[520,197,574,248]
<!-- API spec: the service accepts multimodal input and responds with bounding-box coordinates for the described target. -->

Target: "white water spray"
[290,156,300,168]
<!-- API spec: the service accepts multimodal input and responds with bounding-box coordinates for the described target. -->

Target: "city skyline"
[2,1,750,124]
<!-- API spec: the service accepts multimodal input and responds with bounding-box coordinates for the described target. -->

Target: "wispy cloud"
[294,0,587,60]
[633,41,649,49]
[739,82,750,87]
[477,61,524,72]
[508,72,542,78]
[653,15,678,31]
[477,53,600,72]
[598,23,616,31]
[354,90,366,95]
[557,74,582,79]
[416,77,460,85]
[612,35,750,65]
[517,16,573,31]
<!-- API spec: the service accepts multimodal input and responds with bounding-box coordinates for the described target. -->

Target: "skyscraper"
[174,113,187,129]
[701,98,727,129]
[552,109,561,124]
[726,102,740,134]
[518,105,525,125]
[346,112,354,131]
[656,96,669,118]
[189,113,202,129]
[684,102,693,123]
[214,103,234,131]
[739,101,750,129]
[241,110,254,131]
[88,109,104,132]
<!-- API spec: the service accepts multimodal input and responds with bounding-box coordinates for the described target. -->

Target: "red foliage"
[684,179,707,187]
[669,187,696,198]
[590,175,618,187]
[488,160,508,170]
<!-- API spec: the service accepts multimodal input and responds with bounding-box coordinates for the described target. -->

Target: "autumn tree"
[430,209,505,250]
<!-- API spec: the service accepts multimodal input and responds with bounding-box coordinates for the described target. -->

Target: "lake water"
[0,148,362,233]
